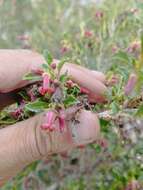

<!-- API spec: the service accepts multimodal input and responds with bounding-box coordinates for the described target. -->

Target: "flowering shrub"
[1,0,143,189]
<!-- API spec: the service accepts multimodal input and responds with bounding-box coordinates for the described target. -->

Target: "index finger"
[0,50,107,98]
[0,50,44,93]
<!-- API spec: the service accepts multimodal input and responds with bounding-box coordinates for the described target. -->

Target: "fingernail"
[69,110,100,146]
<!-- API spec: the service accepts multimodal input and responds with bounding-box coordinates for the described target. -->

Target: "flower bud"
[66,80,75,88]
[51,62,57,70]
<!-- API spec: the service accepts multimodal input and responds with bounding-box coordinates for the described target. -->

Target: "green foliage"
[63,95,78,107]
[23,73,42,81]
[43,49,53,65]
[25,99,49,113]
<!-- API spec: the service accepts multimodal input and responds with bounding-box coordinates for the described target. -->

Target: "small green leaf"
[110,101,120,114]
[23,73,42,81]
[42,63,49,70]
[64,95,77,107]
[60,72,68,83]
[43,49,53,65]
[112,51,131,64]
[18,90,29,101]
[90,144,102,153]
[71,86,80,96]
[135,103,143,117]
[25,100,49,113]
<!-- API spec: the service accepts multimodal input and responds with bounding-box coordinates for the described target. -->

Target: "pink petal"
[41,123,55,131]
[41,111,55,131]
[45,111,55,125]
[43,73,50,91]
[39,86,46,95]
[59,111,66,132]
[124,73,137,96]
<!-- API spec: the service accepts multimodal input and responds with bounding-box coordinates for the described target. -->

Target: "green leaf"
[112,51,131,64]
[42,63,49,70]
[25,100,49,113]
[59,72,68,83]
[43,49,53,65]
[23,73,42,81]
[90,144,102,153]
[135,103,143,117]
[110,101,120,114]
[18,90,29,101]
[64,95,77,107]
[0,118,17,125]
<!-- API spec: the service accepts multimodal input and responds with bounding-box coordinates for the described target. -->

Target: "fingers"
[91,70,106,83]
[0,50,106,96]
[0,50,44,93]
[65,63,106,83]
[0,50,107,106]
[61,63,107,97]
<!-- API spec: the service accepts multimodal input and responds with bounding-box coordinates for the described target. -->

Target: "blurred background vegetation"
[1,0,143,70]
[1,0,143,189]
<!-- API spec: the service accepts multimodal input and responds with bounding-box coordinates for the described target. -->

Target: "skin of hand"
[0,50,107,187]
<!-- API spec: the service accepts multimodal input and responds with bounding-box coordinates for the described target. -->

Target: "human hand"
[0,50,107,186]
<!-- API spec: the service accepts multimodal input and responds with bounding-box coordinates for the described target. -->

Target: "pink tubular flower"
[95,11,103,19]
[41,111,55,131]
[43,73,50,91]
[39,73,50,95]
[124,73,137,96]
[84,30,93,38]
[58,111,66,132]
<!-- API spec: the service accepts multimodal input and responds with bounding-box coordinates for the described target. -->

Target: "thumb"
[36,110,100,155]
[0,110,100,185]
[69,110,100,146]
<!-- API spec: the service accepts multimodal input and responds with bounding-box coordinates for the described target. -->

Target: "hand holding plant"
[0,50,107,186]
